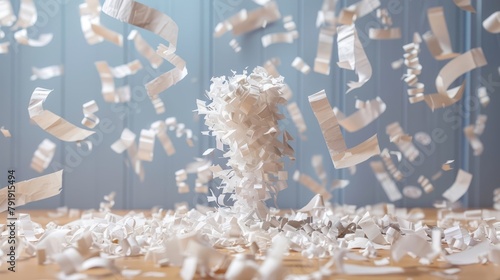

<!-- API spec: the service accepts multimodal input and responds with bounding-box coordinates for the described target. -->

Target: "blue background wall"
[1,0,499,210]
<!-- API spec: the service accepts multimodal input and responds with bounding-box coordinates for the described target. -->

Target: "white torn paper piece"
[95,61,131,103]
[442,169,473,203]
[151,121,175,156]
[0,170,63,212]
[14,29,53,47]
[337,24,372,93]
[391,58,403,70]
[291,57,311,74]
[380,148,403,181]
[442,160,454,171]
[261,31,297,48]
[30,65,63,81]
[128,30,163,68]
[286,102,307,136]
[424,7,459,60]
[391,234,435,262]
[263,58,293,100]
[414,132,431,146]
[331,179,350,190]
[386,122,419,162]
[111,128,135,154]
[418,175,434,193]
[213,2,281,37]
[309,90,380,169]
[337,0,381,25]
[0,41,9,53]
[369,8,401,40]
[31,139,56,173]
[1,126,11,137]
[12,0,37,30]
[29,88,95,142]
[402,185,422,199]
[370,161,402,202]
[91,23,123,46]
[110,59,142,78]
[0,0,16,26]
[334,97,386,132]
[229,38,241,53]
[137,129,155,162]
[79,0,103,45]
[81,100,100,129]
[483,11,500,33]
[445,241,491,265]
[453,0,475,13]
[464,115,487,156]
[477,87,490,107]
[314,27,335,75]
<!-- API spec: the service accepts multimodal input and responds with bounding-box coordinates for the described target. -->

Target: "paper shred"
[294,171,331,201]
[176,169,189,193]
[311,155,327,186]
[494,189,500,210]
[95,61,132,103]
[0,170,63,212]
[334,97,386,133]
[380,149,403,181]
[337,24,372,93]
[91,23,123,46]
[391,58,403,70]
[314,27,335,75]
[30,139,56,173]
[103,0,188,100]
[330,179,349,191]
[29,88,95,142]
[128,29,163,68]
[263,58,293,100]
[386,122,419,162]
[213,2,281,37]
[283,15,296,31]
[1,126,11,137]
[261,31,298,47]
[369,8,401,40]
[286,102,307,136]
[291,57,311,74]
[418,175,434,193]
[391,234,436,262]
[442,169,473,203]
[111,128,136,154]
[229,38,241,53]
[414,132,431,146]
[370,161,402,202]
[110,59,142,78]
[445,241,491,265]
[81,100,99,129]
[483,11,500,33]
[431,171,442,181]
[31,65,64,81]
[151,121,175,156]
[137,129,155,162]
[402,185,422,199]
[424,7,459,60]
[453,0,475,13]
[12,0,37,30]
[309,90,380,169]
[0,0,16,26]
[79,0,104,45]
[338,0,381,25]
[14,29,53,47]
[477,87,490,107]
[442,160,454,171]
[0,41,9,53]
[464,115,487,156]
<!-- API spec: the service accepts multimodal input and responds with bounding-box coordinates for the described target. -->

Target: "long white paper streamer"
[0,170,63,212]
[29,88,95,142]
[337,24,372,93]
[314,27,335,75]
[30,139,56,173]
[14,29,53,47]
[424,7,459,60]
[31,65,63,81]
[308,90,380,169]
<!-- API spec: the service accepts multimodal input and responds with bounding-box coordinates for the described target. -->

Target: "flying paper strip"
[286,102,307,135]
[453,0,475,13]
[293,171,331,201]
[29,88,95,142]
[477,87,490,107]
[380,148,403,181]
[369,8,401,40]
[291,57,311,74]
[308,90,380,169]
[111,128,135,154]
[91,23,123,46]
[137,129,155,162]
[261,31,297,47]
[418,175,434,193]
[464,115,487,156]
[370,161,402,202]
[0,170,63,213]
[110,59,142,78]
[386,122,419,162]
[314,27,335,75]
[81,100,100,129]
[0,0,16,26]
[337,0,380,25]
[213,1,281,37]
[334,97,386,132]
[337,24,372,93]
[31,139,56,173]
[418,48,487,110]
[483,11,500,33]
[442,169,473,203]
[79,0,103,45]
[31,65,64,81]
[95,61,131,103]
[0,42,9,53]
[424,7,459,60]
[151,121,175,156]
[128,30,163,68]
[12,0,37,30]
[1,126,11,137]
[14,29,53,47]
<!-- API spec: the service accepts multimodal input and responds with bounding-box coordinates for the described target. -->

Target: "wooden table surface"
[1,209,500,280]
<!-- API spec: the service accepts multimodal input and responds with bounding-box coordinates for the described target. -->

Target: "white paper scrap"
[0,0,16,26]
[128,29,163,68]
[386,122,419,162]
[335,97,386,132]
[402,185,422,199]
[0,170,63,213]
[0,41,9,53]
[286,102,307,135]
[309,90,380,169]
[110,59,142,78]
[483,11,500,33]
[81,100,100,129]
[291,56,310,74]
[29,88,95,142]
[31,65,63,81]
[370,161,402,202]
[137,129,155,162]
[261,31,297,48]
[442,169,473,203]
[337,24,372,93]
[30,139,56,173]
[12,0,37,30]
[314,27,335,75]
[424,7,459,60]
[111,128,136,154]
[14,29,53,47]
[1,126,11,137]
[453,0,475,13]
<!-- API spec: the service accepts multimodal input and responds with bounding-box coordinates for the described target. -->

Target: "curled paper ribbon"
[14,29,53,47]
[12,0,37,30]
[31,139,56,173]
[31,65,64,81]
[81,100,100,129]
